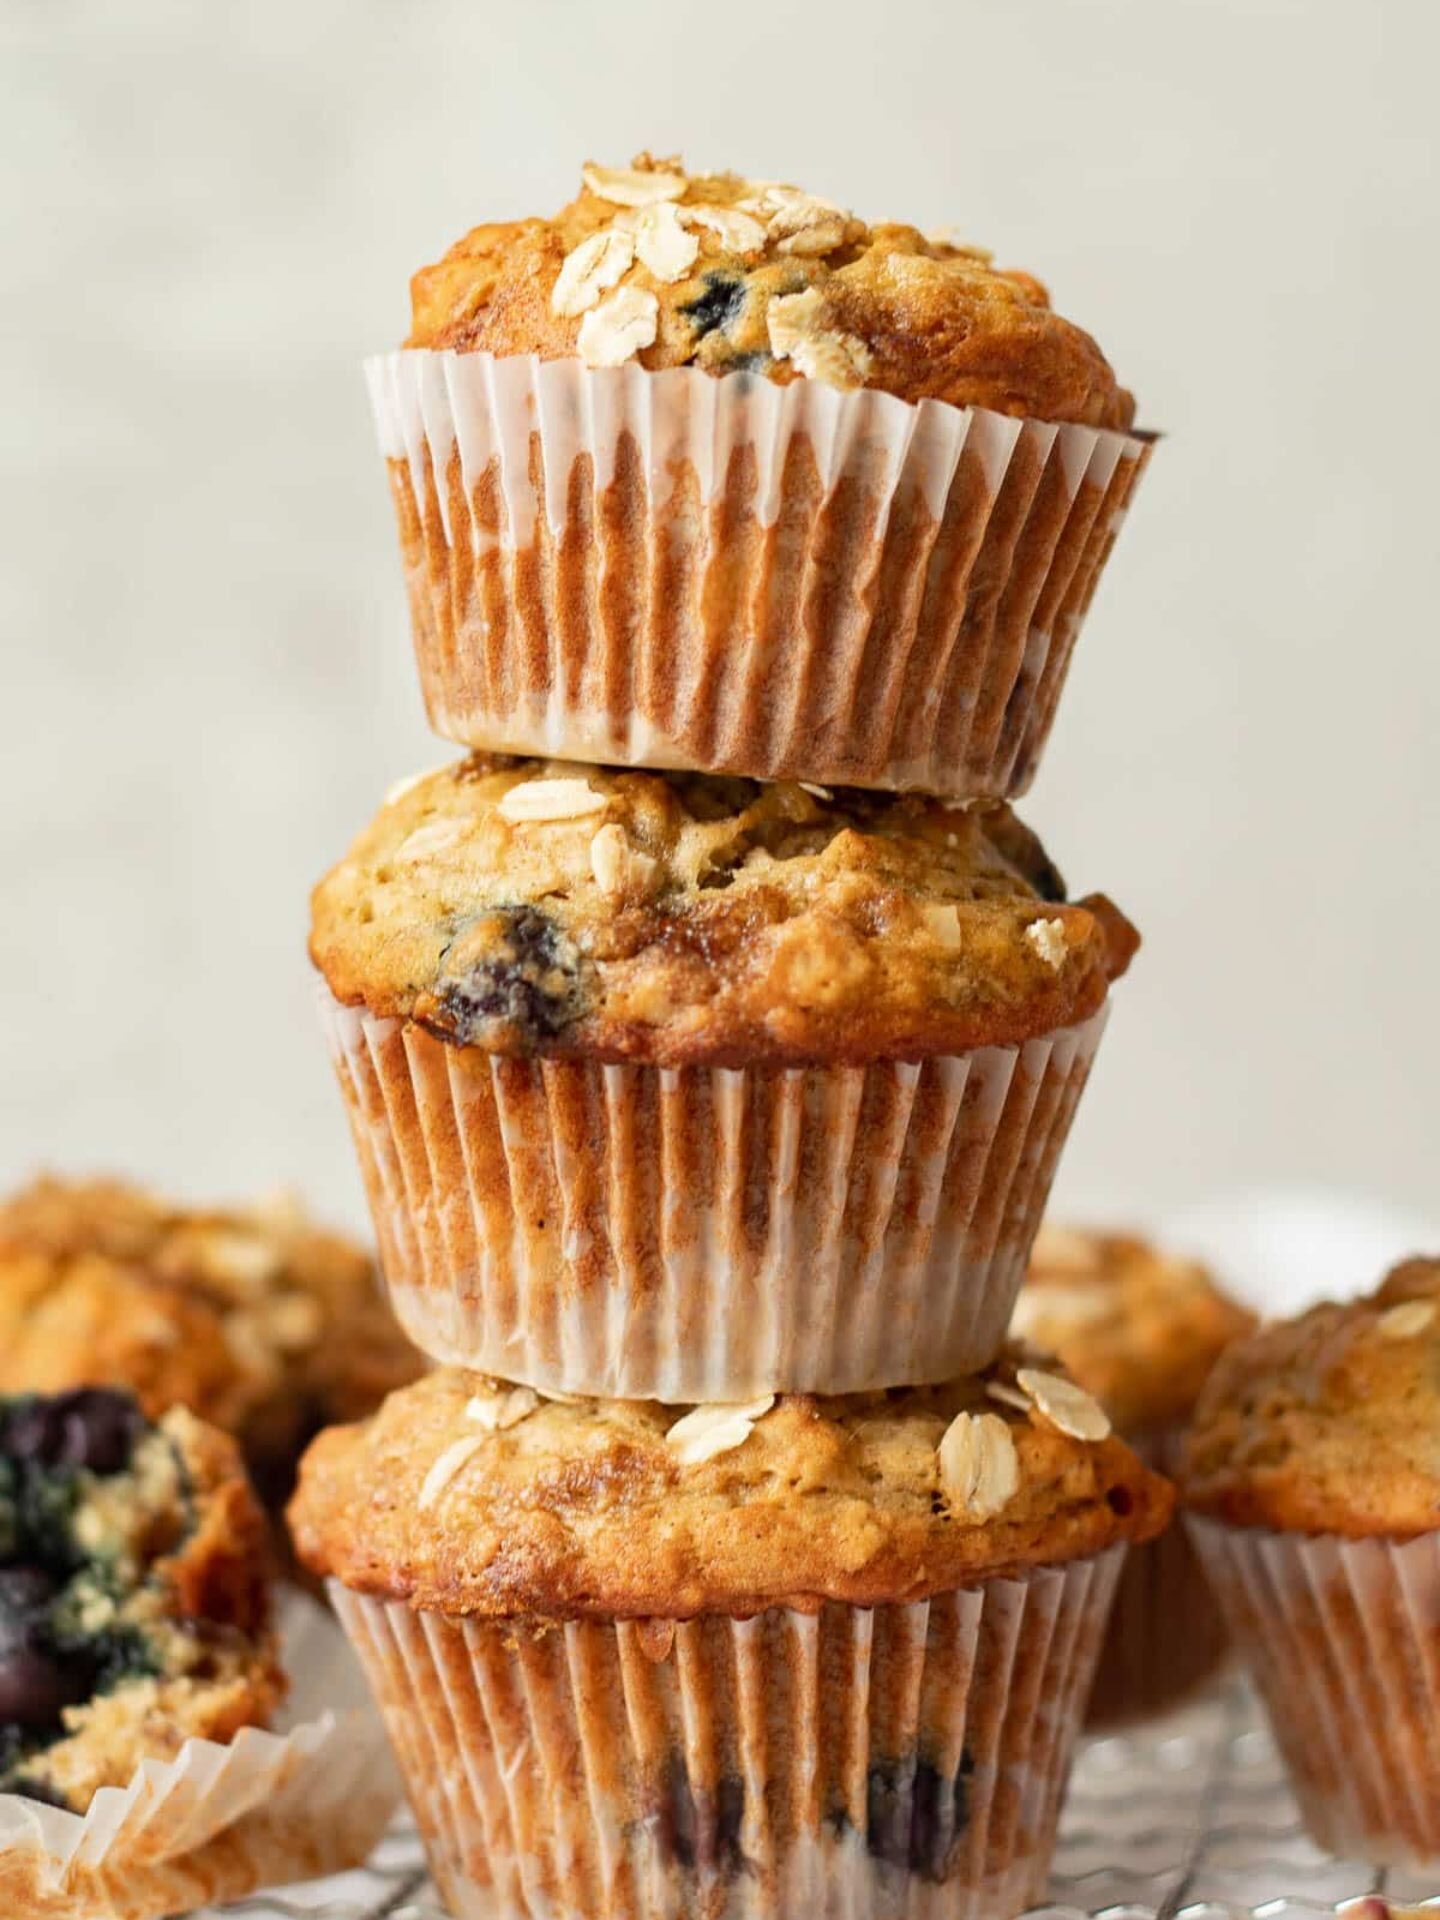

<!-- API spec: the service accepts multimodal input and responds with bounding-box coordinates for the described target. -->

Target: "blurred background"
[3,0,1436,1302]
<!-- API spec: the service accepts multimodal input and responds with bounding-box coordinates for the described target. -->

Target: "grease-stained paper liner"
[368,350,1152,800]
[0,1590,401,1920]
[1085,1426,1228,1728]
[1187,1519,1440,1866]
[332,1545,1121,1920]
[318,985,1107,1398]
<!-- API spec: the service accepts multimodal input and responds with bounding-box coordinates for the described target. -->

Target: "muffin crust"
[1013,1226,1256,1433]
[1182,1257,1440,1536]
[0,1177,422,1506]
[310,757,1137,1067]
[289,1360,1171,1620]
[407,154,1135,429]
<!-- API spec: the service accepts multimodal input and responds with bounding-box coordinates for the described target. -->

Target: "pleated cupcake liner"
[367,349,1152,800]
[318,985,1108,1398]
[0,1590,400,1919]
[1186,1518,1440,1865]
[1084,1426,1227,1727]
[332,1544,1121,1920]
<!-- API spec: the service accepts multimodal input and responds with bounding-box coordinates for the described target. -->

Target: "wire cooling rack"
[205,1676,1438,1920]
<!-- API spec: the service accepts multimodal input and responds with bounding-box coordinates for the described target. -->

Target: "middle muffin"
[311,756,1137,1400]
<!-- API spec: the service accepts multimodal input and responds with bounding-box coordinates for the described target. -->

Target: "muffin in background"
[1183,1257,1440,1865]
[292,1355,1171,1920]
[313,756,1138,1401]
[1014,1225,1255,1723]
[0,1386,282,1809]
[374,154,1152,799]
[0,1177,423,1509]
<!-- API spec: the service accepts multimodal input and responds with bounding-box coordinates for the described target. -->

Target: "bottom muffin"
[1013,1225,1254,1722]
[1182,1257,1440,1866]
[291,1359,1171,1919]
[0,1386,283,1809]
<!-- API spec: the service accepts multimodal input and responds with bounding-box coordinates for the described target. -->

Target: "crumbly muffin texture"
[0,1177,422,1507]
[0,1388,283,1808]
[310,757,1137,1067]
[290,1357,1171,1620]
[1013,1226,1256,1434]
[406,154,1135,429]
[1182,1257,1440,1536]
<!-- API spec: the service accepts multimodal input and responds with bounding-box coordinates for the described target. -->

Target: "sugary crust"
[407,156,1135,429]
[1181,1257,1440,1537]
[309,757,1137,1067]
[0,1177,421,1503]
[289,1364,1172,1619]
[1013,1226,1256,1433]
[28,1407,285,1807]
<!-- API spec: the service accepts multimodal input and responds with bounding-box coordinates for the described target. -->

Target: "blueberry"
[656,1757,745,1877]
[7,1777,70,1809]
[436,906,580,1048]
[0,1643,88,1731]
[0,1570,87,1734]
[3,1390,147,1476]
[860,1754,973,1883]
[680,272,749,339]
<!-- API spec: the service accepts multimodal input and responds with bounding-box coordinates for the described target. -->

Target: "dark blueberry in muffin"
[859,1753,973,1882]
[656,1756,746,1878]
[2,1388,148,1476]
[679,271,749,340]
[437,905,581,1046]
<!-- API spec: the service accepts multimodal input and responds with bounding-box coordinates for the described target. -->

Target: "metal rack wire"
[205,1678,1437,1920]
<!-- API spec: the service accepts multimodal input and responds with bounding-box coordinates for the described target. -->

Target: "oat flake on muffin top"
[309,756,1138,1068]
[289,1356,1171,1620]
[405,152,1135,427]
[1182,1256,1440,1536]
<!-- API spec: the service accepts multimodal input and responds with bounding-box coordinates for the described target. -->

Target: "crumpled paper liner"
[1187,1518,1440,1865]
[318,985,1108,1398]
[0,1589,401,1919]
[1085,1425,1228,1727]
[368,350,1152,800]
[332,1545,1121,1920]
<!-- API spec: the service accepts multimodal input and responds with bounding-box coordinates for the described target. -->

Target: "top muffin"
[0,1176,422,1506]
[1013,1226,1256,1434]
[1182,1257,1440,1536]
[406,152,1134,427]
[310,756,1137,1067]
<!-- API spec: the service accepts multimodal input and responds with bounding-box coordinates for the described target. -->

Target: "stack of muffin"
[293,155,1171,1920]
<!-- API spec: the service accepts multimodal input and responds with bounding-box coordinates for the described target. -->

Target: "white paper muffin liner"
[318,986,1108,1398]
[0,1589,400,1919]
[332,1545,1121,1920]
[1085,1425,1228,1727]
[1187,1518,1440,1865]
[368,350,1151,800]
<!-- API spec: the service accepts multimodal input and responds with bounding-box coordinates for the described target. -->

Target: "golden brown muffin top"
[1182,1257,1440,1538]
[0,1176,422,1505]
[405,153,1135,429]
[1012,1226,1257,1435]
[289,1356,1172,1620]
[310,757,1137,1068]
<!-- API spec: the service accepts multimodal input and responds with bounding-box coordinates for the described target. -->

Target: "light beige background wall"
[2,0,1436,1258]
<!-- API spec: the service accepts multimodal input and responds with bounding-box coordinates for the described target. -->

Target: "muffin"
[1013,1226,1256,1722]
[311,755,1138,1400]
[371,153,1153,799]
[291,1356,1172,1920]
[0,1176,422,1509]
[1182,1257,1440,1864]
[0,1386,281,1809]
